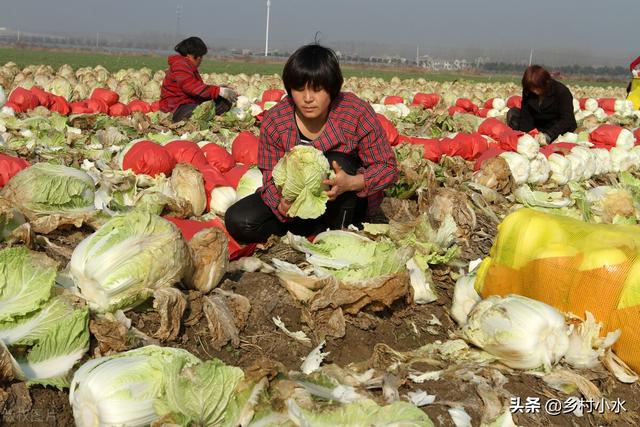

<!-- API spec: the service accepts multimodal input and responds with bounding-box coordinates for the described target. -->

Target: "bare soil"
[2,210,640,426]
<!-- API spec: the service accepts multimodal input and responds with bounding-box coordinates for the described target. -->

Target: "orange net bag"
[475,208,640,372]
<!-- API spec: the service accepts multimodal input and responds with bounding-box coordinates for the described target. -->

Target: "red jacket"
[159,55,220,113]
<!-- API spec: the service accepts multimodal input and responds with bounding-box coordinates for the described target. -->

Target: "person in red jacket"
[160,37,238,122]
[225,43,398,244]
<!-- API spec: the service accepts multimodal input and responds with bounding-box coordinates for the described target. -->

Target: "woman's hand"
[219,87,238,103]
[535,132,551,146]
[323,161,365,201]
[277,198,292,217]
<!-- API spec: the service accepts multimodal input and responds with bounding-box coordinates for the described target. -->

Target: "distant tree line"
[480,62,629,79]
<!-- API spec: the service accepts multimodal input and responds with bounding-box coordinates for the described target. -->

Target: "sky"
[1,0,638,66]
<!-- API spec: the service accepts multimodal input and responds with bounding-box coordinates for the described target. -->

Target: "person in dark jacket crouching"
[507,65,577,145]
[160,36,238,122]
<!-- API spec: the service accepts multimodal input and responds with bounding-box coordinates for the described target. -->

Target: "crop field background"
[0,46,626,88]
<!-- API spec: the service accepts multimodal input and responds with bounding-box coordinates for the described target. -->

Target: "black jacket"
[518,79,577,142]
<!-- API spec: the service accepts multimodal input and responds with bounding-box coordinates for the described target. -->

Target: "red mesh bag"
[376,113,399,146]
[0,154,30,188]
[90,88,119,106]
[232,131,259,165]
[201,143,235,173]
[164,140,209,170]
[122,140,176,177]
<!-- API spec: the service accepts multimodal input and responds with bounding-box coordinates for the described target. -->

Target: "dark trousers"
[225,151,367,244]
[172,98,233,123]
[506,107,521,130]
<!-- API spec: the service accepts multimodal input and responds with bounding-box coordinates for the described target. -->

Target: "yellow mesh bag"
[629,77,640,110]
[475,208,640,372]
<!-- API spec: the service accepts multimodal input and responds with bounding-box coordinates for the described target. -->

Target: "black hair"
[282,43,343,101]
[174,37,208,58]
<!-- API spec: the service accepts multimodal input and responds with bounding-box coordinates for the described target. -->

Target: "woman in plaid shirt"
[225,44,398,244]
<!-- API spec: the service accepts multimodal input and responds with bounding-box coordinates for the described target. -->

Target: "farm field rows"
[0,58,639,426]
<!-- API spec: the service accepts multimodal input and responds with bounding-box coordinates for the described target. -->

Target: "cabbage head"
[70,346,201,427]
[236,167,263,200]
[272,145,331,219]
[287,399,434,427]
[70,345,258,427]
[0,247,89,389]
[69,210,190,312]
[0,163,95,217]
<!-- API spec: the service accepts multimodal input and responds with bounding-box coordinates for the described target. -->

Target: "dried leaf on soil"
[202,289,251,350]
[152,287,187,341]
[301,307,346,340]
[89,315,134,355]
[183,227,228,293]
[309,272,411,315]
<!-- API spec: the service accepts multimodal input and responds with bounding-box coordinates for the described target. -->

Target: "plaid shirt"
[258,92,398,221]
[159,55,220,113]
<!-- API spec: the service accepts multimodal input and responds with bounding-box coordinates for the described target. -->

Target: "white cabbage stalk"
[487,109,502,118]
[1,105,15,115]
[249,103,263,117]
[615,128,635,151]
[575,110,592,121]
[564,312,620,369]
[570,147,596,180]
[594,108,607,121]
[592,148,612,175]
[516,134,539,160]
[407,391,436,407]
[565,153,586,181]
[630,146,640,170]
[406,257,437,304]
[0,86,5,107]
[301,340,329,375]
[584,98,598,112]
[462,294,570,370]
[371,103,386,114]
[499,152,530,185]
[610,147,635,172]
[557,132,578,143]
[448,407,472,427]
[490,98,506,110]
[235,95,252,110]
[527,153,550,184]
[514,185,571,208]
[572,99,580,113]
[451,274,480,326]
[235,167,263,200]
[230,107,248,121]
[385,103,411,118]
[614,100,633,113]
[548,153,571,185]
[210,186,237,215]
